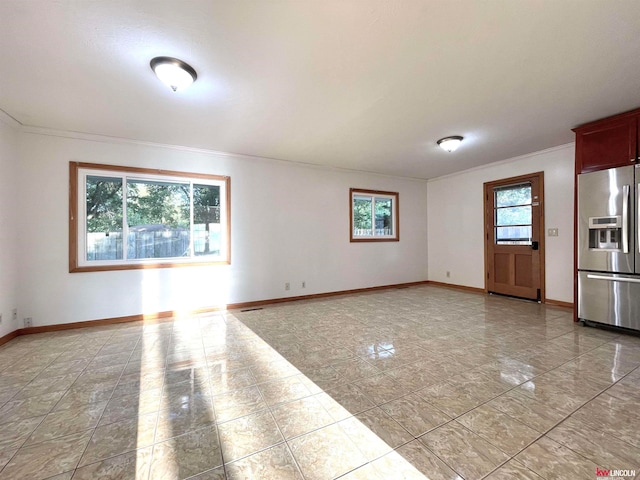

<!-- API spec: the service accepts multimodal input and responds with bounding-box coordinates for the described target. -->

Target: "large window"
[350,188,399,242]
[70,162,230,272]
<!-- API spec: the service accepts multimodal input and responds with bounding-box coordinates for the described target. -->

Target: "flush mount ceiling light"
[437,136,464,152]
[150,57,197,92]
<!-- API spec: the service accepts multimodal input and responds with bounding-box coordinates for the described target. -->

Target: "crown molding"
[427,142,575,183]
[0,108,22,129]
[20,125,428,183]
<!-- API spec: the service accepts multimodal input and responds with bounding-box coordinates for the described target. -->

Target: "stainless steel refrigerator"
[577,164,640,331]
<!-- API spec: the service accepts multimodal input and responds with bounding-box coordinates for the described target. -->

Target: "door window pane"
[86,175,123,261]
[126,179,190,259]
[496,206,532,226]
[494,183,532,245]
[495,184,531,207]
[496,226,532,244]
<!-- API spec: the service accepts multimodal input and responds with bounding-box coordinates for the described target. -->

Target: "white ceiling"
[1,1,640,180]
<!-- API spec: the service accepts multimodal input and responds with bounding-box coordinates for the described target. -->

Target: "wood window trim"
[69,161,231,273]
[349,188,400,242]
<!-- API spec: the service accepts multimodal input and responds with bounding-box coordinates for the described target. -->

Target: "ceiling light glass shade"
[437,136,463,152]
[150,57,197,92]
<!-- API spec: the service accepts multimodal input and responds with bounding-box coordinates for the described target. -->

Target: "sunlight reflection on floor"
[141,308,436,479]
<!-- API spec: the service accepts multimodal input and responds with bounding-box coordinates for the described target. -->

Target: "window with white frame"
[70,162,230,272]
[350,188,399,242]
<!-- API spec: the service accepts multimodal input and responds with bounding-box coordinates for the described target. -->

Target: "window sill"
[69,259,230,273]
[350,237,400,243]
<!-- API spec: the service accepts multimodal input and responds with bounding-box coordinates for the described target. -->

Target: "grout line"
[255,315,634,479]
[225,315,307,478]
[231,292,594,478]
[199,314,229,478]
[71,327,149,475]
[0,292,637,479]
[478,364,640,478]
[1,327,136,477]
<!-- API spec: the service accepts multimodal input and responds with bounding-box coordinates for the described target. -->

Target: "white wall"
[8,129,576,330]
[16,132,428,326]
[0,119,19,337]
[427,144,574,303]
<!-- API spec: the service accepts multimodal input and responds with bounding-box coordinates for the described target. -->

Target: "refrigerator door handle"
[622,184,630,253]
[587,274,640,284]
[638,183,640,253]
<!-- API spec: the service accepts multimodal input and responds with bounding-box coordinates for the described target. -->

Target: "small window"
[494,182,532,245]
[70,162,230,272]
[350,188,399,242]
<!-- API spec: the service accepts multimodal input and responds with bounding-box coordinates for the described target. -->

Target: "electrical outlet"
[548,228,559,237]
[24,318,32,328]
[12,308,17,322]
[285,282,290,291]
[302,281,306,288]
[446,271,451,278]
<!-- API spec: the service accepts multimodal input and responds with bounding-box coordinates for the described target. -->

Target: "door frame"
[483,171,546,302]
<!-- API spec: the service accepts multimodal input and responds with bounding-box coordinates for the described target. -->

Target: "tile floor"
[0,285,639,479]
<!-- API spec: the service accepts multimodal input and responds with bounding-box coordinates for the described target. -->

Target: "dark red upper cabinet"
[573,110,639,173]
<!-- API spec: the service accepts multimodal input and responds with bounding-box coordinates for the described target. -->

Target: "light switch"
[548,228,559,237]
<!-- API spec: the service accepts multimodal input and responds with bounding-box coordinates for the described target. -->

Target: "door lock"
[531,241,539,250]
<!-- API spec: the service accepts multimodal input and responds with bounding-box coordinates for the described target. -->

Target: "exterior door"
[484,172,545,301]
